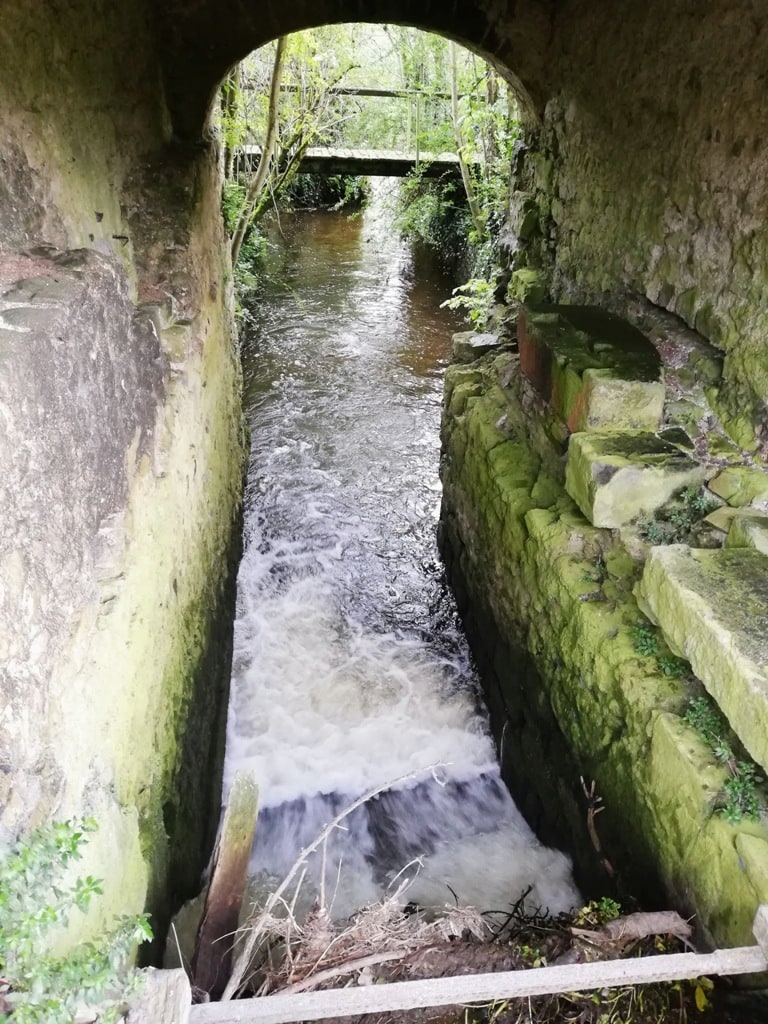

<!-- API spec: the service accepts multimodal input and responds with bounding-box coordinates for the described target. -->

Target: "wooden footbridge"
[236,145,466,178]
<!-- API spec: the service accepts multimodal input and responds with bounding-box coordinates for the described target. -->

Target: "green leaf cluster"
[683,695,764,823]
[639,486,718,545]
[0,818,152,1023]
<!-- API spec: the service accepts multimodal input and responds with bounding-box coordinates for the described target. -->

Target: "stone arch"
[159,0,552,140]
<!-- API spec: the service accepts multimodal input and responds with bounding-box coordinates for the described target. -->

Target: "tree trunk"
[450,42,486,241]
[230,37,287,267]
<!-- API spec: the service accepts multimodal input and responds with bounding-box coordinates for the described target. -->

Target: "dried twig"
[221,764,448,1000]
[279,950,406,995]
[580,776,615,878]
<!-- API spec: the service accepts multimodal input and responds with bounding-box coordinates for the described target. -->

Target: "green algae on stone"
[708,465,768,507]
[565,430,708,528]
[725,511,768,555]
[637,545,768,775]
[735,834,768,907]
[440,345,768,951]
[508,267,547,305]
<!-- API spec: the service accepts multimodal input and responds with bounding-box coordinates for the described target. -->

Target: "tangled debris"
[189,775,745,1024]
[212,882,737,1024]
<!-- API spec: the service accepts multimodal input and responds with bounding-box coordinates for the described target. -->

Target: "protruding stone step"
[518,304,664,432]
[452,330,501,364]
[565,431,708,528]
[636,545,768,774]
[708,466,768,507]
[725,511,768,555]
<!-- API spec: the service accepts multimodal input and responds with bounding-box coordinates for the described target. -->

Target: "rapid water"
[225,183,578,920]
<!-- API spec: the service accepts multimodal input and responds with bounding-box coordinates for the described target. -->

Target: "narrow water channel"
[224,183,579,919]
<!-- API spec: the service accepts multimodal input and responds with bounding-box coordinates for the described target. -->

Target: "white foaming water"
[225,184,579,920]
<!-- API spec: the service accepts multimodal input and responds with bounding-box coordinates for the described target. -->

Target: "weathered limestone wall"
[0,1,245,941]
[440,310,768,952]
[508,0,768,451]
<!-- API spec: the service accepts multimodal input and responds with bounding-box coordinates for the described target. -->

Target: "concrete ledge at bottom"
[565,431,708,528]
[636,545,768,774]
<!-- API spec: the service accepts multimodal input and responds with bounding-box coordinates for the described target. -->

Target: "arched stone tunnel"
[2,0,768,951]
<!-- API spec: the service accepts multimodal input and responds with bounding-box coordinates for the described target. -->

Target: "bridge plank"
[188,945,768,1024]
[239,146,466,177]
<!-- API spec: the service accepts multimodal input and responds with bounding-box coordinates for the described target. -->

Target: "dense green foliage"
[219,24,520,309]
[284,173,368,210]
[0,819,151,1023]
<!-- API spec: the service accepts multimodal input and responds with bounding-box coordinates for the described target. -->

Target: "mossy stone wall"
[0,0,246,945]
[509,1,768,449]
[440,351,768,951]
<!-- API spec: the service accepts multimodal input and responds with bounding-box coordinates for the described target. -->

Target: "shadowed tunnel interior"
[1,0,768,962]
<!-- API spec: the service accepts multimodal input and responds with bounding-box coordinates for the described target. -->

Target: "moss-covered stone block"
[565,431,708,528]
[517,305,664,433]
[451,330,501,364]
[637,546,768,773]
[725,511,768,555]
[736,834,768,906]
[637,712,768,948]
[508,268,546,305]
[708,466,768,507]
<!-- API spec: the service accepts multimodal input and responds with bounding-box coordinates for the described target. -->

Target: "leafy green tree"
[223,26,364,266]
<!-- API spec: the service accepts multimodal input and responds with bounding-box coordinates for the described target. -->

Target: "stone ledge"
[636,545,768,773]
[709,466,768,508]
[725,512,768,555]
[565,431,708,528]
[452,330,502,364]
[518,304,664,432]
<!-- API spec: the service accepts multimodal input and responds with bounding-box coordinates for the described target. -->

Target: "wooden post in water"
[190,773,260,1000]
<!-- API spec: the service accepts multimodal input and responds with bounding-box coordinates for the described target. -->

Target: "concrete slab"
[518,305,664,432]
[565,431,708,528]
[636,545,768,773]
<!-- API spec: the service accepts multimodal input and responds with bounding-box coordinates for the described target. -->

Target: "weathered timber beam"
[189,942,768,1024]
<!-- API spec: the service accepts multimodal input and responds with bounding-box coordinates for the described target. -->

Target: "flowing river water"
[224,183,579,920]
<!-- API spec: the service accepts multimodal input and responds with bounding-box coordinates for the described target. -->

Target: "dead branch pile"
[216,879,725,1024]
[200,773,732,1023]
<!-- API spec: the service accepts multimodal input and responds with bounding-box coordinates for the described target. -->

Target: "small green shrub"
[723,763,762,824]
[639,486,718,546]
[631,623,659,657]
[0,818,152,1023]
[657,654,687,678]
[441,275,498,329]
[683,695,764,823]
